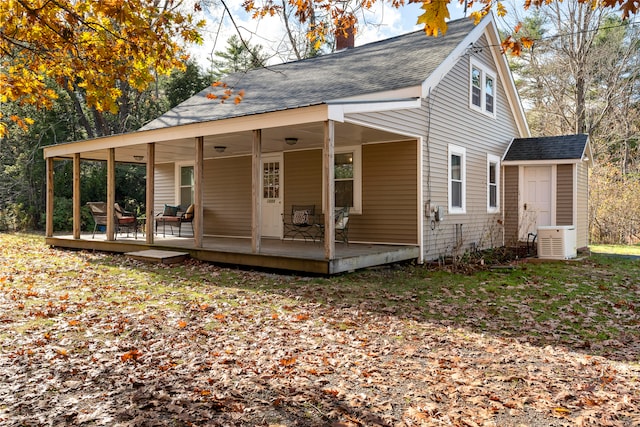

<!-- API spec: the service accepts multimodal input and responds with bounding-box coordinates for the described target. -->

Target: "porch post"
[323,120,335,260]
[194,137,204,248]
[145,143,155,244]
[45,157,54,238]
[251,129,262,253]
[106,148,115,241]
[72,153,81,239]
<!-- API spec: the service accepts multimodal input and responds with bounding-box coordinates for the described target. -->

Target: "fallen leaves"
[0,234,639,425]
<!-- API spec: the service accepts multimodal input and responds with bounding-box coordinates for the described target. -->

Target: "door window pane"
[263,161,280,199]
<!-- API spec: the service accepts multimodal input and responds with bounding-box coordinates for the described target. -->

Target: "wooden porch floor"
[45,233,419,275]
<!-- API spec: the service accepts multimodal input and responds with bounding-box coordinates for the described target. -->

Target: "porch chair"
[86,202,137,239]
[155,204,194,237]
[316,206,350,244]
[114,203,137,238]
[282,205,319,242]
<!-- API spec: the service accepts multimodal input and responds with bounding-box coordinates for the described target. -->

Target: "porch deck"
[45,233,419,275]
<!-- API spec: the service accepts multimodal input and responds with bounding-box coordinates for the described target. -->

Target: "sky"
[188,0,469,69]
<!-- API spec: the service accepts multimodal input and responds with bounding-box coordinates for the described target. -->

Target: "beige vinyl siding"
[283,150,322,215]
[576,162,589,248]
[503,165,519,246]
[349,140,418,244]
[202,156,251,236]
[556,164,574,226]
[420,35,518,257]
[154,163,176,215]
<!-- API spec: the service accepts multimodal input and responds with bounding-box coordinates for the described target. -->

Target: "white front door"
[521,166,553,239]
[261,154,283,238]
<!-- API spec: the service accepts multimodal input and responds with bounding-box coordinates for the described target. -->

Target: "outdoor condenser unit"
[537,226,577,260]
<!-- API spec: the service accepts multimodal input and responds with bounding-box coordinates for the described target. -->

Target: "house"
[42,13,589,274]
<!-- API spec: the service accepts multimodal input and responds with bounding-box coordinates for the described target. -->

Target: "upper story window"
[470,60,497,117]
[448,144,466,214]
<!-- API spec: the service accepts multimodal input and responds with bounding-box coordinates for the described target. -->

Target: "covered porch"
[43,102,424,274]
[45,233,419,275]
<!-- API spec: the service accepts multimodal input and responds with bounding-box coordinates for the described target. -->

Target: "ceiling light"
[214,146,226,153]
[133,155,144,161]
[285,138,298,146]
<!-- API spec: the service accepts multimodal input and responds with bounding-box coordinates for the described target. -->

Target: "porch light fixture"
[285,137,298,146]
[133,155,144,161]
[214,145,226,153]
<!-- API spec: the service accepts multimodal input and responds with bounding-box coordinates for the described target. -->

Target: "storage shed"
[502,134,592,251]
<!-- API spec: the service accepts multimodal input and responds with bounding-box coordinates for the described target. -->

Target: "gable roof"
[503,134,589,163]
[141,18,476,131]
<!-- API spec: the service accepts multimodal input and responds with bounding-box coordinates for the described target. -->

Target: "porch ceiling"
[60,121,408,164]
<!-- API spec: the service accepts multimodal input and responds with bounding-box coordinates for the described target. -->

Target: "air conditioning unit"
[537,226,577,259]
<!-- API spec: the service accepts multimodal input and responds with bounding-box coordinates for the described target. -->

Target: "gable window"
[177,164,194,208]
[448,145,466,214]
[470,60,497,117]
[487,154,500,213]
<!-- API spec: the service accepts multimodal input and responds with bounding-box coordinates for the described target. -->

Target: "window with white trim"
[448,145,466,214]
[325,146,362,214]
[470,60,497,117]
[176,163,194,208]
[487,154,500,213]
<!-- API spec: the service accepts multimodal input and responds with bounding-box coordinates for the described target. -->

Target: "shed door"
[261,154,283,237]
[521,166,552,239]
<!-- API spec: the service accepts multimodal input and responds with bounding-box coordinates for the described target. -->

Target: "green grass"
[590,243,640,255]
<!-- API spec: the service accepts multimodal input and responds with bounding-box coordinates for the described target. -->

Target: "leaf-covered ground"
[0,233,639,426]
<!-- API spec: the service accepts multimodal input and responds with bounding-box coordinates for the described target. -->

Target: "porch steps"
[125,249,189,265]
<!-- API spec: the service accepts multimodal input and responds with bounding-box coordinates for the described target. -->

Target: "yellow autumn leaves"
[0,0,205,137]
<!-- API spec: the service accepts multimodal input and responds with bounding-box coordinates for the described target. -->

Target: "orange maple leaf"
[279,357,297,366]
[178,320,188,328]
[121,349,143,362]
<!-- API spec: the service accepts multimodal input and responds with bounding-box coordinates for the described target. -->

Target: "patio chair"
[155,204,194,237]
[87,202,108,238]
[87,202,137,239]
[316,206,350,244]
[114,202,137,238]
[282,205,319,242]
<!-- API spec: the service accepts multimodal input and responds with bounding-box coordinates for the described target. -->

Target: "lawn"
[1,233,639,426]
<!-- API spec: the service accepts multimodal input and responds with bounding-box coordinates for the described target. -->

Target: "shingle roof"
[504,134,589,161]
[140,18,476,131]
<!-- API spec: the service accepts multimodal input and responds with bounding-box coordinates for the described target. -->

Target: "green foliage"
[209,35,269,80]
[52,197,73,231]
[165,60,210,108]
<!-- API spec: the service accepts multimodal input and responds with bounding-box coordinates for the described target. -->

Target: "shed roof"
[504,134,589,162]
[141,18,475,131]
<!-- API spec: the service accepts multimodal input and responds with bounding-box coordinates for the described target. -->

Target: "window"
[471,67,482,108]
[448,145,466,213]
[487,154,500,213]
[469,60,497,116]
[324,146,362,214]
[177,164,194,208]
[485,75,494,114]
[335,152,354,208]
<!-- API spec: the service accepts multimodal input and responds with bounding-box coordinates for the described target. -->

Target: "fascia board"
[502,159,582,166]
[421,16,490,96]
[328,98,421,122]
[43,105,330,158]
[483,12,531,137]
